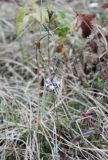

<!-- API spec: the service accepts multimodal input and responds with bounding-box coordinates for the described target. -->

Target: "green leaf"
[50,11,69,37]
[55,26,69,37]
[16,5,48,35]
[16,8,26,35]
[55,11,69,25]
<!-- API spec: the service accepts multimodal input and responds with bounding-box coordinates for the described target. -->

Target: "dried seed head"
[45,75,61,91]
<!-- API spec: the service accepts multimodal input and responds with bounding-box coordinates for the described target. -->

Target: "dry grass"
[0,0,108,160]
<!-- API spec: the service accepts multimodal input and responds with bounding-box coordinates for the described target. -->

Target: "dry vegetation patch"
[0,0,108,160]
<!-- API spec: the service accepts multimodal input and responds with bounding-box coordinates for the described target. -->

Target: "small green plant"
[93,77,104,91]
